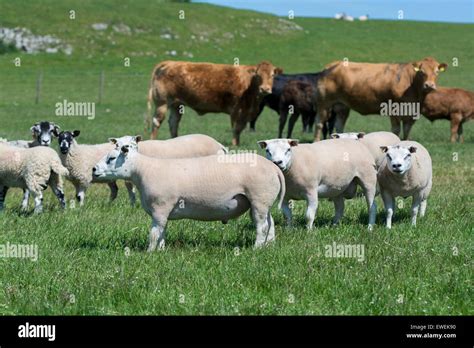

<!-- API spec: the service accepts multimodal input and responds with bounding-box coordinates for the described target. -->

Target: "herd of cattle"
[0,56,471,249]
[147,57,473,144]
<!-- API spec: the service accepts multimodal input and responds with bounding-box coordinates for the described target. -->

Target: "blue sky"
[193,0,474,23]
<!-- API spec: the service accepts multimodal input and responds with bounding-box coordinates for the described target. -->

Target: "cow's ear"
[331,133,340,139]
[109,138,118,145]
[288,139,299,147]
[438,63,447,72]
[409,146,417,153]
[72,130,81,138]
[274,67,283,75]
[412,62,421,72]
[135,135,142,143]
[357,132,365,139]
[257,141,267,149]
[380,146,389,153]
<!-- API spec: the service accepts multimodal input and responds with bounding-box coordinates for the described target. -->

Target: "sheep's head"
[31,121,60,146]
[58,130,80,154]
[380,145,417,175]
[257,138,299,172]
[93,135,141,180]
[331,132,365,140]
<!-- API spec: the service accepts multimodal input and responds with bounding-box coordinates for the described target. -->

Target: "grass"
[0,0,472,315]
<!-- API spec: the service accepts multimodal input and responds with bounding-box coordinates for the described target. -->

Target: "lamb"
[0,143,68,213]
[331,131,400,167]
[59,131,227,206]
[257,138,377,229]
[377,141,432,228]
[92,136,285,251]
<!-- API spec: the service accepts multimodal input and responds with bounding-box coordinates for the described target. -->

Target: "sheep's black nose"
[273,160,283,165]
[392,163,402,168]
[92,167,96,173]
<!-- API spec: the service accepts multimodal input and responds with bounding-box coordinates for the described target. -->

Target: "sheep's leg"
[0,186,8,212]
[148,213,169,252]
[125,181,136,206]
[21,189,30,211]
[48,171,66,209]
[411,195,422,226]
[75,185,86,206]
[381,189,394,229]
[266,213,275,244]
[32,191,44,214]
[356,175,377,230]
[287,111,299,138]
[282,199,292,227]
[305,191,318,230]
[108,181,118,201]
[420,199,428,217]
[332,195,345,225]
[251,205,270,248]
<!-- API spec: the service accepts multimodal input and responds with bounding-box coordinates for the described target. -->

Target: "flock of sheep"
[0,119,432,250]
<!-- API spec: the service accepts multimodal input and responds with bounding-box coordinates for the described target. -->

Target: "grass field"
[0,0,472,315]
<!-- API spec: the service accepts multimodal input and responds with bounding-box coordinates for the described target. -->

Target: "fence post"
[98,70,105,104]
[35,70,43,104]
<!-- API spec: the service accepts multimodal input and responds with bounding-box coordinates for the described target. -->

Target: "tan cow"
[422,87,474,142]
[314,57,448,141]
[147,60,282,146]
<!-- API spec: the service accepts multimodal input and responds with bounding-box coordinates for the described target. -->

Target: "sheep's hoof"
[221,220,228,224]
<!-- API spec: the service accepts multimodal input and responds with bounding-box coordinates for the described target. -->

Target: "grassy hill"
[0,0,472,315]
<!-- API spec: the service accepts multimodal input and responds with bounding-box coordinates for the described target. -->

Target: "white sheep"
[258,138,377,229]
[0,143,68,213]
[331,131,401,168]
[377,141,432,228]
[92,136,285,251]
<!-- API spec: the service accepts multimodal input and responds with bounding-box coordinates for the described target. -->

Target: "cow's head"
[257,138,298,172]
[58,130,80,154]
[412,57,447,91]
[253,61,283,95]
[380,144,417,175]
[30,121,60,146]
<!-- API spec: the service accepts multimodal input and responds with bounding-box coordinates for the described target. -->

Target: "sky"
[193,0,474,23]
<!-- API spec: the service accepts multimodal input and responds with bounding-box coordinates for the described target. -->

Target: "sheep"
[331,131,401,168]
[59,131,227,206]
[257,138,377,229]
[377,141,432,228]
[5,121,61,210]
[0,143,68,213]
[92,136,285,251]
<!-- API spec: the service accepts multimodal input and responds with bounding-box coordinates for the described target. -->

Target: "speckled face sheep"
[0,143,68,213]
[92,136,285,251]
[377,141,432,228]
[258,138,377,229]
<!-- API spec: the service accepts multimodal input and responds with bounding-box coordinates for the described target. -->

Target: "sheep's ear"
[109,138,118,145]
[52,124,60,137]
[257,141,267,149]
[135,135,142,143]
[72,130,80,138]
[409,146,417,153]
[121,145,129,155]
[30,123,40,134]
[331,133,340,139]
[288,139,299,147]
[357,132,365,139]
[380,146,389,153]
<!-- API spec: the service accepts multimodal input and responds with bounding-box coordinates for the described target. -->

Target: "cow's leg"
[302,112,309,133]
[168,104,183,138]
[335,106,350,133]
[287,112,299,138]
[390,117,401,138]
[232,117,247,146]
[314,107,328,142]
[450,113,462,143]
[458,121,464,143]
[307,112,316,133]
[278,109,289,138]
[402,119,416,140]
[0,186,8,212]
[250,101,265,132]
[151,103,168,140]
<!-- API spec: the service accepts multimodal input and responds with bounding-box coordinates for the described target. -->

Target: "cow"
[146,60,282,146]
[249,73,350,139]
[314,57,448,141]
[421,87,474,142]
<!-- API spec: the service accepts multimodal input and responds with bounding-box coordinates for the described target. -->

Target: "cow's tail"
[276,168,286,210]
[145,62,167,135]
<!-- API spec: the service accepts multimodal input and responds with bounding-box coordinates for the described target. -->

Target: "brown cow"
[147,60,282,145]
[422,87,474,142]
[314,57,448,141]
